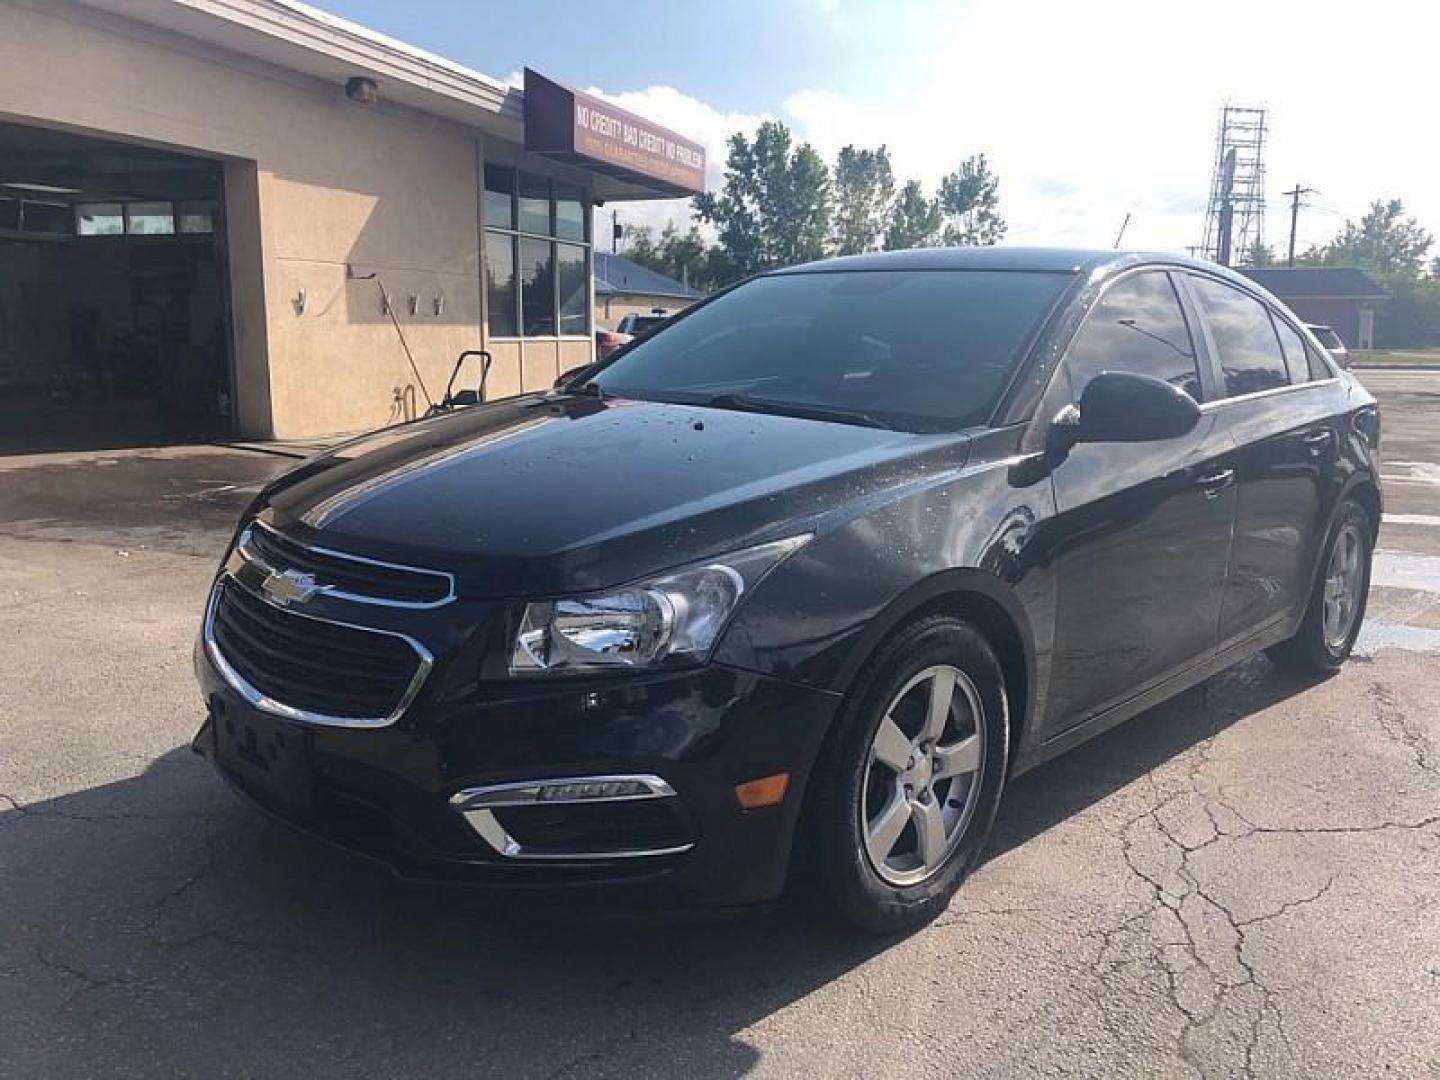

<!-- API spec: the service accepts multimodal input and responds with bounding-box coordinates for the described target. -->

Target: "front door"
[1039,270,1237,736]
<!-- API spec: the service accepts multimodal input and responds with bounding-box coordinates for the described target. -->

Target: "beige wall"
[597,294,697,329]
[0,0,594,439]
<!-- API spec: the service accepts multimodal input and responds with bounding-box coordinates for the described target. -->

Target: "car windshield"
[627,316,667,334]
[589,269,1070,432]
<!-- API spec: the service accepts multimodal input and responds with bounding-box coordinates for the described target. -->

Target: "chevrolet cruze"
[194,248,1381,931]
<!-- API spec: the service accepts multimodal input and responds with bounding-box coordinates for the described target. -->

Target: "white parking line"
[1384,514,1440,528]
[1372,551,1440,594]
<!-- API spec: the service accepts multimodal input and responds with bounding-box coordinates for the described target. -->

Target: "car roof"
[771,245,1243,281]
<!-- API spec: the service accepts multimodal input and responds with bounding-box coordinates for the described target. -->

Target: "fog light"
[733,772,790,809]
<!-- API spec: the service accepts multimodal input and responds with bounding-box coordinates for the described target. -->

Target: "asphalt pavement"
[1,373,1437,1079]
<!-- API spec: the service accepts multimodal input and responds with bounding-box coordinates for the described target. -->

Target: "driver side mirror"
[1051,370,1201,453]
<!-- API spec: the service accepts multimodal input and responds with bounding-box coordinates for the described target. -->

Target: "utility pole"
[1283,184,1317,267]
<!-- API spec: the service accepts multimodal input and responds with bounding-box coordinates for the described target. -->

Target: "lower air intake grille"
[210,579,426,723]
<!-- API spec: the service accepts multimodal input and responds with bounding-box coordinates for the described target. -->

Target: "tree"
[1315,198,1433,278]
[884,180,943,250]
[624,225,662,267]
[830,144,895,255]
[694,121,832,277]
[1245,242,1277,267]
[937,154,1006,246]
[623,222,723,292]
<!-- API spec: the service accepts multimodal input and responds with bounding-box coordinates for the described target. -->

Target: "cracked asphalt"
[2,373,1438,1079]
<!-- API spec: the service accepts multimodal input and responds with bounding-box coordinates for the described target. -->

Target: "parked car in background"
[594,313,670,360]
[195,248,1381,932]
[595,328,632,359]
[1307,323,1350,369]
[616,311,669,337]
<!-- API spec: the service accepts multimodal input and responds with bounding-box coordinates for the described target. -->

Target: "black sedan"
[193,248,1381,931]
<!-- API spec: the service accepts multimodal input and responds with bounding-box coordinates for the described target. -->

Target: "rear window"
[626,316,668,335]
[591,269,1070,432]
[1188,276,1290,397]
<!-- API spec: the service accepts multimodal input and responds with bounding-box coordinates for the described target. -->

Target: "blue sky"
[309,0,939,115]
[311,0,1440,256]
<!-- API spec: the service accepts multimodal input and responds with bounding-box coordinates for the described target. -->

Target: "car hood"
[260,394,972,597]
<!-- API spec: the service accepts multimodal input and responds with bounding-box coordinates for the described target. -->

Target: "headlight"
[510,535,810,675]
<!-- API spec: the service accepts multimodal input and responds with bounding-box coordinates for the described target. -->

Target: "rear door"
[1040,269,1238,736]
[1181,274,1342,650]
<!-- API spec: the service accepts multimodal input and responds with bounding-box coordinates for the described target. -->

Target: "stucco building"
[0,0,703,446]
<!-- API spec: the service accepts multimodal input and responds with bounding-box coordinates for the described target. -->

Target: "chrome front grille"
[238,520,454,608]
[205,578,432,728]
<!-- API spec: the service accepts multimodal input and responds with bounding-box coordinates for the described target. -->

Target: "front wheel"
[810,615,1010,933]
[1267,500,1374,673]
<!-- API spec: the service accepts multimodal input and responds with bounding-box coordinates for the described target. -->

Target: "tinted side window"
[1188,276,1290,397]
[1272,314,1313,383]
[1306,346,1332,381]
[1065,271,1200,401]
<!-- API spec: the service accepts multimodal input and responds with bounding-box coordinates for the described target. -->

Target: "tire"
[1267,499,1374,673]
[809,615,1010,933]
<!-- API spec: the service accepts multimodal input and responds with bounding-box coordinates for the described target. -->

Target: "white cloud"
[588,0,1440,258]
[583,84,769,245]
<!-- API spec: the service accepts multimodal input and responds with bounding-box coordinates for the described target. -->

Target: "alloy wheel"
[860,664,986,887]
[1323,521,1366,649]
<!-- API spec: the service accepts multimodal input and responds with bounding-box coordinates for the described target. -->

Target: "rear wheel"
[810,615,1009,933]
[1267,500,1373,673]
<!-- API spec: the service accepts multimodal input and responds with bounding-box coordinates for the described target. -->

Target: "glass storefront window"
[485,230,517,338]
[484,163,589,338]
[520,237,555,336]
[484,164,515,230]
[555,182,586,242]
[557,243,588,336]
[518,172,551,236]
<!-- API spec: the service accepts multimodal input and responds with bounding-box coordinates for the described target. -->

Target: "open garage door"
[0,123,234,452]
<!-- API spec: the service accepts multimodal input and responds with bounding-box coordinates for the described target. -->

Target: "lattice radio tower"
[1201,106,1268,266]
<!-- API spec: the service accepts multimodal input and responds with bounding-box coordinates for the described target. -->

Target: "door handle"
[1302,429,1334,449]
[1194,468,1235,497]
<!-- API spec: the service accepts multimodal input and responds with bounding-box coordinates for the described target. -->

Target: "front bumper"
[193,637,841,907]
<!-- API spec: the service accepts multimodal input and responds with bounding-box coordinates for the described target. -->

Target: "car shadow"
[988,654,1324,858]
[1,656,1323,1078]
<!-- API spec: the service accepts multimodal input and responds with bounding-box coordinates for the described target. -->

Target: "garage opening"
[0,122,233,452]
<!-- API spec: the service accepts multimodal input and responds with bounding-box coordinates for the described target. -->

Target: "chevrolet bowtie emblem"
[260,568,321,606]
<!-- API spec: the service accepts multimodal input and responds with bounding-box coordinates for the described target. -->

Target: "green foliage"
[1372,275,1440,348]
[693,121,833,277]
[1245,242,1277,268]
[624,222,728,293]
[884,180,943,250]
[1315,199,1433,278]
[831,145,896,255]
[652,121,1009,287]
[937,154,1006,246]
[1297,198,1440,347]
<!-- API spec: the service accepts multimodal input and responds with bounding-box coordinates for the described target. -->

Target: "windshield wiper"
[701,393,887,429]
